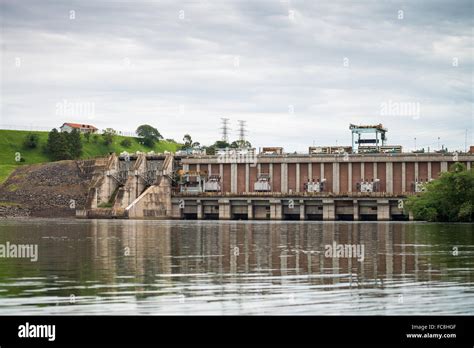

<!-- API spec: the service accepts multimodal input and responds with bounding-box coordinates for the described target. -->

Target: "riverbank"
[0,160,94,218]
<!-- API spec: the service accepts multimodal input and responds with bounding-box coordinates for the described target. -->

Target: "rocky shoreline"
[0,205,30,218]
[0,160,95,218]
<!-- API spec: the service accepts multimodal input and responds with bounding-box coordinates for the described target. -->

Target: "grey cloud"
[1,0,472,151]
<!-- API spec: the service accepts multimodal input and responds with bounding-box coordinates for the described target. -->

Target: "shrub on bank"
[405,162,474,222]
[23,133,40,149]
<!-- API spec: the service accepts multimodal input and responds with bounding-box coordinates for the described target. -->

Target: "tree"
[405,163,474,222]
[120,138,132,148]
[182,134,201,149]
[205,140,230,155]
[66,129,82,159]
[136,125,162,147]
[45,128,83,160]
[23,133,39,149]
[102,128,116,146]
[182,134,193,149]
[84,132,91,143]
[214,140,230,148]
[230,140,252,149]
[45,129,70,161]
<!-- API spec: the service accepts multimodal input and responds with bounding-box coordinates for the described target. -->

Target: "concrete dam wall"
[82,152,174,219]
[78,151,474,221]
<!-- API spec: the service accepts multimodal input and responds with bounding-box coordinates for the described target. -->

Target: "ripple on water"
[0,219,473,315]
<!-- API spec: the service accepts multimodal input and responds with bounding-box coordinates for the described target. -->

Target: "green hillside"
[0,129,182,183]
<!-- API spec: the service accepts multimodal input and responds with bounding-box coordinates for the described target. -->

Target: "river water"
[0,219,472,315]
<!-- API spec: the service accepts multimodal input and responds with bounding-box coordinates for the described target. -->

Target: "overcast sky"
[1,0,472,151]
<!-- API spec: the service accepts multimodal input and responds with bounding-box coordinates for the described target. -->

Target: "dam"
[79,124,474,221]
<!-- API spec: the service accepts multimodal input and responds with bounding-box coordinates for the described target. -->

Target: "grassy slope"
[0,130,181,183]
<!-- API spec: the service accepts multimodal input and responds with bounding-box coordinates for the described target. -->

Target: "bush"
[102,128,116,146]
[120,138,132,148]
[45,129,69,160]
[23,133,40,149]
[458,202,473,221]
[45,128,82,160]
[406,163,474,222]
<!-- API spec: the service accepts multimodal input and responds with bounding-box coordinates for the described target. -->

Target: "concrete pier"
[323,199,335,220]
[170,196,411,221]
[353,200,359,221]
[377,199,390,221]
[219,199,231,220]
[270,199,282,220]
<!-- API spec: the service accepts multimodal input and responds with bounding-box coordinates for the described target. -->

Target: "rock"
[0,160,95,218]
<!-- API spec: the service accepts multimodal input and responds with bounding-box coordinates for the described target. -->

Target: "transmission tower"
[238,120,247,142]
[220,118,230,143]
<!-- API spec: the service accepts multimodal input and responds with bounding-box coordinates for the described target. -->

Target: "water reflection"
[0,219,472,315]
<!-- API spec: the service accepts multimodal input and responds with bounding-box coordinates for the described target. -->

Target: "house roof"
[61,122,98,130]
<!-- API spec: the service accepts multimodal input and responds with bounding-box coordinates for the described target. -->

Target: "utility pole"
[465,129,468,153]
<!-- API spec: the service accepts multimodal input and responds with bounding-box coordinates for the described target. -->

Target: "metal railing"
[173,191,414,198]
